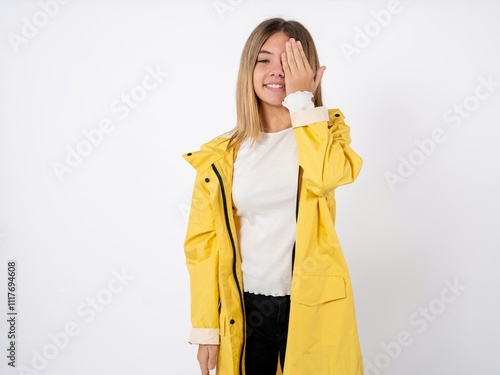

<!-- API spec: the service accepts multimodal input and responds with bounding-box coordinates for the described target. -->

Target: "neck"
[260,103,291,133]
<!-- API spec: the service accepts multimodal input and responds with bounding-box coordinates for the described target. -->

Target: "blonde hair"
[226,17,323,150]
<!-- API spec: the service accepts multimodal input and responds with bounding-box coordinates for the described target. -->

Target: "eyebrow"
[258,50,273,55]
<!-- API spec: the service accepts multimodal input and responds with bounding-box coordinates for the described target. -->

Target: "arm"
[184,169,221,373]
[290,105,363,196]
[281,38,362,196]
[184,170,220,344]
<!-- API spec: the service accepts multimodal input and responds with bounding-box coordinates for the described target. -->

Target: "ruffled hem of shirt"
[244,289,291,297]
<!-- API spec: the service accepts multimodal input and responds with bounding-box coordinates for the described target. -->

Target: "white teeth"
[265,84,284,88]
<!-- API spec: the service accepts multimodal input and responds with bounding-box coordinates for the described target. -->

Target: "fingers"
[207,345,219,370]
[281,38,303,79]
[285,39,298,72]
[282,38,325,94]
[314,66,327,88]
[295,40,309,71]
[282,50,290,76]
[197,344,219,375]
[197,345,209,375]
[284,38,307,73]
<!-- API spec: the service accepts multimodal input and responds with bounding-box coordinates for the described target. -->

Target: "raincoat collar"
[182,136,238,173]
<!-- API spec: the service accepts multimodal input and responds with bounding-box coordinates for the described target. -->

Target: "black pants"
[244,292,291,375]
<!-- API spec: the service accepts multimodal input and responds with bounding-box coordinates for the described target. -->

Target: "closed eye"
[257,59,269,63]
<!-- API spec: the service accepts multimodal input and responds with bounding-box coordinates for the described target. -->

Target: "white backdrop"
[1,0,499,374]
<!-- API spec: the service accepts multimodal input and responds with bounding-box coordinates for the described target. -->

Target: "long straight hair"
[226,17,323,150]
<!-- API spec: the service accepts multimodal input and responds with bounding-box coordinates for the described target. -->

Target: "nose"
[269,59,284,77]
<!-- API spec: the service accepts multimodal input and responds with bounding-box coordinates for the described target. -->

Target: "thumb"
[207,347,218,370]
[314,66,327,88]
[208,357,216,370]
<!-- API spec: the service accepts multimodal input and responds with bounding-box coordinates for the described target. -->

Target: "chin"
[258,95,285,107]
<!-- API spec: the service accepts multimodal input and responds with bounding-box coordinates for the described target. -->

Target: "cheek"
[253,69,262,87]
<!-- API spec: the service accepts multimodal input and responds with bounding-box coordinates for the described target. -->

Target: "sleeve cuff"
[290,106,329,128]
[188,328,220,345]
[282,91,314,114]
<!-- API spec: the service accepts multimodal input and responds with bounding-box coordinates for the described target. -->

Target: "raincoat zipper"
[212,164,246,375]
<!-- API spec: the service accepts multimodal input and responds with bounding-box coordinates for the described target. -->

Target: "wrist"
[282,91,314,114]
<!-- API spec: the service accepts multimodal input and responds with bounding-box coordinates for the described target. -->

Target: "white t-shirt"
[232,127,298,296]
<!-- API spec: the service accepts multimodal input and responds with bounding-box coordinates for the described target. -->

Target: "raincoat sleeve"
[290,106,363,196]
[183,168,220,345]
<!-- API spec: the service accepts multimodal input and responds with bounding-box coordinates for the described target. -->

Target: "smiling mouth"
[264,84,285,89]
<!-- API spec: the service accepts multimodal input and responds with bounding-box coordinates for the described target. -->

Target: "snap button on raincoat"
[182,108,364,375]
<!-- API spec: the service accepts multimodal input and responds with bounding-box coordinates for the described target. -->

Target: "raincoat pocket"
[291,274,346,306]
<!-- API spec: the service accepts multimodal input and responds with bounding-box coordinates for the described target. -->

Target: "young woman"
[182,17,364,375]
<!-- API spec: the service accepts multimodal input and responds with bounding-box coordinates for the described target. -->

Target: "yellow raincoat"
[182,107,364,374]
